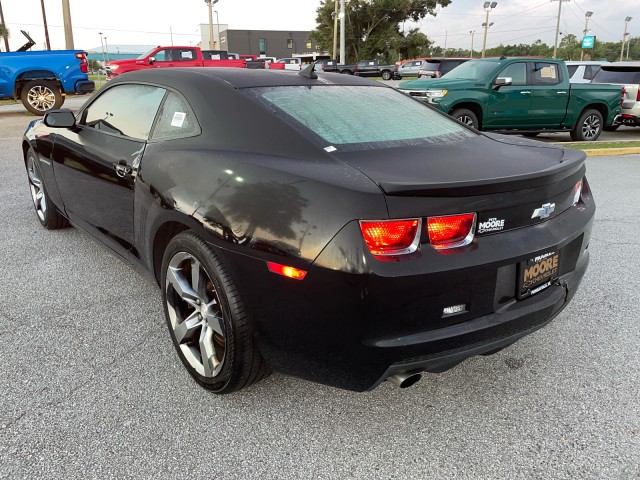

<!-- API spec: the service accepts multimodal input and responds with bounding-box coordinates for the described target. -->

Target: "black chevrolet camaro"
[22,67,594,393]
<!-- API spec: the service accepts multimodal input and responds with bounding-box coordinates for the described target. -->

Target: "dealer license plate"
[518,250,560,297]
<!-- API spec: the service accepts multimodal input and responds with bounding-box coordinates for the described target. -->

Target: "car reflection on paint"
[22,66,594,393]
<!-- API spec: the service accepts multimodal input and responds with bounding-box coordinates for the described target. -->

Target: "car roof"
[565,61,605,65]
[600,61,640,68]
[111,67,382,89]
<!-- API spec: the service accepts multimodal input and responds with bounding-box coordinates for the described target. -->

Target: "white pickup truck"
[271,57,302,71]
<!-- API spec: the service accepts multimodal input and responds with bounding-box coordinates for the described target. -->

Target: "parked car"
[418,58,469,78]
[0,48,94,115]
[23,68,594,393]
[354,59,397,80]
[336,62,357,74]
[394,59,424,80]
[565,61,604,84]
[105,46,246,77]
[591,62,640,129]
[400,57,623,141]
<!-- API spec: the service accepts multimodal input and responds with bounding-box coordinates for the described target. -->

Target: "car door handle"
[557,91,568,95]
[114,160,132,177]
[520,91,531,95]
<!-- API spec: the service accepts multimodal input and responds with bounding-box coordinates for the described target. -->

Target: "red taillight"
[266,262,307,280]
[427,213,476,249]
[636,88,640,102]
[75,52,88,73]
[359,219,421,256]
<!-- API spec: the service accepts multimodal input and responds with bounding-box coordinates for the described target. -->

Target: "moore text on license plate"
[519,250,560,297]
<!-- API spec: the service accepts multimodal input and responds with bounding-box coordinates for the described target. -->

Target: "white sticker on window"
[171,112,186,127]
[324,146,337,152]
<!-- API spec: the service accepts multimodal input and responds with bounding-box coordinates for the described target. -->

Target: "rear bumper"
[73,80,95,94]
[615,113,640,126]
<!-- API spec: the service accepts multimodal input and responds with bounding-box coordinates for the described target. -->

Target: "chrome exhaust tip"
[386,372,422,389]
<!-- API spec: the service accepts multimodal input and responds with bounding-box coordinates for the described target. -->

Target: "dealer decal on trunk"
[477,217,505,234]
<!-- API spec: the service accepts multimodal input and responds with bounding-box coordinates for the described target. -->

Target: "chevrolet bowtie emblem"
[532,203,556,219]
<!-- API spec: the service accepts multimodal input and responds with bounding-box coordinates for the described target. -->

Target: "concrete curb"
[582,148,640,157]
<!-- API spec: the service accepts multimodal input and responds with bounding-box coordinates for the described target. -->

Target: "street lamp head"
[491,2,497,8]
[585,11,593,18]
[482,22,494,27]
[625,16,632,23]
[483,1,490,7]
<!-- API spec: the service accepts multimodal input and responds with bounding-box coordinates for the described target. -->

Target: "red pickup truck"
[106,46,246,77]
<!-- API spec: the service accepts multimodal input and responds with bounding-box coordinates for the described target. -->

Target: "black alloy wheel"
[161,231,270,393]
[571,109,603,141]
[26,150,68,229]
[21,80,64,115]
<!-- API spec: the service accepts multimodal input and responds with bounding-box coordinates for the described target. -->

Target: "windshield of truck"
[137,49,157,60]
[250,85,474,151]
[443,60,500,80]
[592,67,640,84]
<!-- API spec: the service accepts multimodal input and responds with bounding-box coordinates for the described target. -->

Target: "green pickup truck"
[399,57,623,141]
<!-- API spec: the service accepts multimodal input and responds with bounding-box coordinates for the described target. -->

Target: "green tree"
[310,0,451,63]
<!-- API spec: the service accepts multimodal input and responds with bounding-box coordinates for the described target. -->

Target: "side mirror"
[494,77,513,89]
[148,56,156,65]
[43,109,76,128]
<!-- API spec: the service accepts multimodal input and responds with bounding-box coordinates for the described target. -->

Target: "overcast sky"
[0,0,634,53]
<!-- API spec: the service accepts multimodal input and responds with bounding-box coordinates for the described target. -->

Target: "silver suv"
[591,62,640,128]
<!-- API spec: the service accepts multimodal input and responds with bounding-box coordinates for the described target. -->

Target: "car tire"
[603,125,620,132]
[161,231,270,394]
[451,108,479,129]
[381,70,392,81]
[21,80,64,116]
[570,109,603,141]
[26,150,69,229]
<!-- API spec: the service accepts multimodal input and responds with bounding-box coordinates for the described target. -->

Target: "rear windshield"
[249,85,473,151]
[593,68,640,84]
[443,59,500,80]
[422,61,441,71]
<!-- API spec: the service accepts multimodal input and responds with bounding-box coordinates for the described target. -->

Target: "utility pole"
[0,0,10,52]
[621,16,632,61]
[481,2,497,58]
[339,0,345,64]
[470,30,475,58]
[40,0,50,50]
[205,0,218,50]
[61,0,74,49]
[332,0,338,60]
[99,32,105,63]
[580,11,593,61]
[552,0,569,59]
[104,36,109,62]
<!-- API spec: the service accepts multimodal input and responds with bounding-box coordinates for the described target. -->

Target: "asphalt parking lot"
[0,104,639,479]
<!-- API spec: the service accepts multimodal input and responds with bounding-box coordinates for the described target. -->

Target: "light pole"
[481,2,497,59]
[552,0,569,59]
[0,0,9,52]
[621,16,632,61]
[205,0,218,50]
[332,0,338,60]
[339,0,345,64]
[104,36,109,62]
[39,0,50,50]
[214,10,220,48]
[470,30,476,58]
[99,32,106,63]
[580,11,593,61]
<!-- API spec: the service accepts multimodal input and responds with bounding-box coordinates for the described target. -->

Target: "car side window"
[498,63,527,86]
[532,62,561,86]
[175,48,197,61]
[154,50,168,62]
[584,65,600,80]
[151,91,201,140]
[81,84,166,140]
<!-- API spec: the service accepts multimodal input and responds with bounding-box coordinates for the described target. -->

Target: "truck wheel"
[341,70,353,75]
[451,108,479,129]
[381,70,392,81]
[570,109,603,141]
[21,80,64,116]
[603,125,620,132]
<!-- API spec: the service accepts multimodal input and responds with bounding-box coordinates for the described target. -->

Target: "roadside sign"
[582,35,595,49]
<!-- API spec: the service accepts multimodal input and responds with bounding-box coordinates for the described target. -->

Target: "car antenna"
[299,63,318,79]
